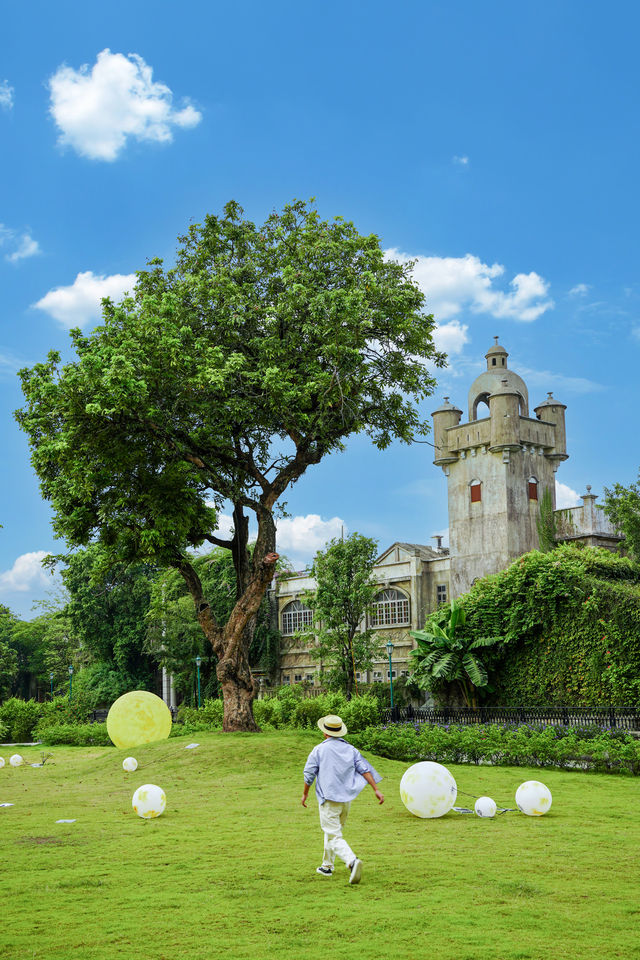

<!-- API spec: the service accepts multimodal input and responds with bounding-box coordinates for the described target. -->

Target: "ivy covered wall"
[457,545,640,707]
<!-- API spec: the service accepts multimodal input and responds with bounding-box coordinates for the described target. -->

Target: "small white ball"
[132,783,166,819]
[474,796,497,818]
[122,757,138,772]
[516,780,552,817]
[0,757,5,768]
[9,754,23,767]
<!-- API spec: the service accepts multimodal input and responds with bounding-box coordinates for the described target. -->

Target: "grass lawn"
[0,729,638,960]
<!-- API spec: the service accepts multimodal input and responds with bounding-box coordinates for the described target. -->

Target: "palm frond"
[462,652,488,687]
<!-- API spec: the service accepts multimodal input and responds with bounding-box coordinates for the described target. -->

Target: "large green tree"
[301,533,382,697]
[16,199,444,730]
[603,470,640,559]
[0,605,19,698]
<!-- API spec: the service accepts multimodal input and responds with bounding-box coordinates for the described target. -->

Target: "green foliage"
[603,470,640,559]
[0,719,6,742]
[351,721,640,775]
[537,487,557,552]
[61,546,156,695]
[177,697,224,728]
[0,697,44,742]
[410,601,503,707]
[36,722,113,746]
[302,533,382,696]
[456,545,640,706]
[37,693,94,728]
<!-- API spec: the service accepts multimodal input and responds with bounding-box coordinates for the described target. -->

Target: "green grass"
[0,730,638,960]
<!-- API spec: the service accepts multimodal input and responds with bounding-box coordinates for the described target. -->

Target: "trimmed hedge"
[350,721,640,775]
[36,722,113,746]
[175,693,381,734]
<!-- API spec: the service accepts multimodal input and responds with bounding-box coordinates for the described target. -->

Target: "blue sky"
[1,1,638,618]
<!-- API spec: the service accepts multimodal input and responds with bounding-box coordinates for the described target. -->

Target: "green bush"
[37,695,93,730]
[0,719,7,742]
[177,698,224,729]
[0,698,44,742]
[36,722,114,747]
[350,721,640,775]
[456,546,640,707]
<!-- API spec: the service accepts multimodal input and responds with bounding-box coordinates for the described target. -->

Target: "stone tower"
[432,339,568,598]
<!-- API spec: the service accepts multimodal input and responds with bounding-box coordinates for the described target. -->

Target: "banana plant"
[409,601,503,708]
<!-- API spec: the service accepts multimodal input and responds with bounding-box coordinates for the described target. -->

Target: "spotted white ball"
[122,757,138,773]
[474,796,497,818]
[0,757,5,768]
[400,761,457,818]
[9,754,23,767]
[516,780,552,817]
[132,783,166,819]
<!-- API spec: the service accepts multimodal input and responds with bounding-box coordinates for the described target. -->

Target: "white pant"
[319,800,356,868]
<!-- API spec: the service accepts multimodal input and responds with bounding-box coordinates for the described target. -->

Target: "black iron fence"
[381,705,640,731]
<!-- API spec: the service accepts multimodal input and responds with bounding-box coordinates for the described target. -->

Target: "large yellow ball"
[106,691,172,749]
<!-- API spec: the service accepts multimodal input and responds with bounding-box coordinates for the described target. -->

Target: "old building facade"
[274,339,621,687]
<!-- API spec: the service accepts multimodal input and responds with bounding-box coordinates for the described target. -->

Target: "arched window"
[370,588,410,627]
[470,479,482,503]
[528,476,538,501]
[281,599,313,636]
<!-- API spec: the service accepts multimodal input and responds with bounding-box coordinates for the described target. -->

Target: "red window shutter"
[528,482,538,501]
[470,484,482,503]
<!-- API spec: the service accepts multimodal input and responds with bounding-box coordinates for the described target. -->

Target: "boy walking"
[301,714,384,885]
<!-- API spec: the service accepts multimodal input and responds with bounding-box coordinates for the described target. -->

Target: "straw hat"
[317,714,348,737]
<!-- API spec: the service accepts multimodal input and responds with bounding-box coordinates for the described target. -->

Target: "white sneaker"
[316,865,333,876]
[348,859,362,885]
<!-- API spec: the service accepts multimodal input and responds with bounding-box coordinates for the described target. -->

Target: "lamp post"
[68,665,74,703]
[195,656,202,709]
[49,672,54,699]
[386,641,395,713]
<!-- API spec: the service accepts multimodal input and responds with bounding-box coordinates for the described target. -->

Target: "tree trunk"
[218,646,259,732]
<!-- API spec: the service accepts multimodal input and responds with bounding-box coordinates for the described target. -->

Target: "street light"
[195,656,202,709]
[49,672,54,699]
[386,641,395,712]
[68,665,74,703]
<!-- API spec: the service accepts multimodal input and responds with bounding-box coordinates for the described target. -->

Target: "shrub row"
[37,723,113,747]
[177,692,381,733]
[0,696,94,743]
[350,721,640,775]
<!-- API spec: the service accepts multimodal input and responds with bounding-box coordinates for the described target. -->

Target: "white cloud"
[453,155,469,166]
[0,551,51,593]
[34,270,136,328]
[276,514,345,556]
[631,326,640,343]
[0,80,13,110]
[0,224,41,263]
[433,319,469,356]
[6,233,40,263]
[569,283,591,296]
[555,481,581,509]
[213,513,235,541]
[387,250,553,324]
[48,48,202,161]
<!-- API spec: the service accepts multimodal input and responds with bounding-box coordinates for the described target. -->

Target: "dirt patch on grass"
[16,836,64,846]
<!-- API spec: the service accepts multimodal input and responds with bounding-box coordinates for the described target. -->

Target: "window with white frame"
[436,584,448,605]
[281,599,313,636]
[387,670,396,679]
[294,674,303,683]
[370,588,410,627]
[282,675,291,685]
[305,674,314,684]
[373,671,383,682]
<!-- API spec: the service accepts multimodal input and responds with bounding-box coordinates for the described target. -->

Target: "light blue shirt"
[303,738,382,805]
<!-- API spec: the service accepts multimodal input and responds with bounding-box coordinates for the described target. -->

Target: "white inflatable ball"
[9,754,23,767]
[516,780,552,817]
[400,761,457,818]
[0,757,5,768]
[474,796,497,818]
[132,783,166,819]
[122,757,138,773]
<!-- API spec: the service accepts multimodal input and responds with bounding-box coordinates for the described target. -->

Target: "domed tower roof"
[467,337,529,420]
[431,396,463,416]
